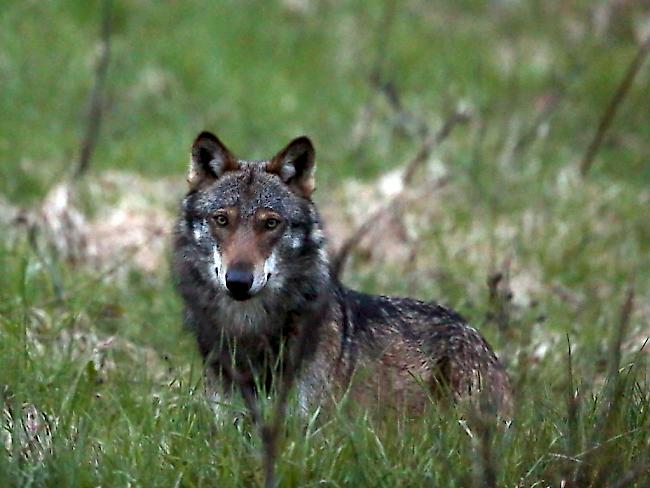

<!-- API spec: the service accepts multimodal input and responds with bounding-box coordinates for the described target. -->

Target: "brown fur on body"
[172,131,512,416]
[303,289,512,415]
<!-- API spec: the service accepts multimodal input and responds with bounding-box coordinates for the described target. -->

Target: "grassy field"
[1,0,650,486]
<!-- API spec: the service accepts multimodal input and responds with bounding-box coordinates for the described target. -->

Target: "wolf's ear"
[188,131,239,189]
[267,136,316,197]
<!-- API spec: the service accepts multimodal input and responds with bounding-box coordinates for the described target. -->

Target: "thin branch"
[74,0,113,179]
[512,89,564,156]
[606,287,635,382]
[350,0,398,151]
[369,0,397,86]
[402,109,470,184]
[331,174,450,280]
[485,257,514,338]
[332,109,468,279]
[579,33,650,177]
[371,78,429,139]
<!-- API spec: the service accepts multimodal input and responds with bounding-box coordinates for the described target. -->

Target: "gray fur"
[173,133,512,416]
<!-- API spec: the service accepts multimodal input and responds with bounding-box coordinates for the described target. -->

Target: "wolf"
[173,131,512,416]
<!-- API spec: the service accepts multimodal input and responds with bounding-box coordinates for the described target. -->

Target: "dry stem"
[74,0,113,178]
[579,33,650,177]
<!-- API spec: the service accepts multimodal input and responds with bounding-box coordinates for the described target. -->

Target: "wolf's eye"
[264,218,280,230]
[214,214,229,227]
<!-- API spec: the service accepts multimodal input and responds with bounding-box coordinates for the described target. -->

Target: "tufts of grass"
[1,0,650,486]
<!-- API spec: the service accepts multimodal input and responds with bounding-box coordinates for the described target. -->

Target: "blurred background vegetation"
[1,0,649,486]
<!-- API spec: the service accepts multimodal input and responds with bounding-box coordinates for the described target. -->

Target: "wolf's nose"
[225,268,254,300]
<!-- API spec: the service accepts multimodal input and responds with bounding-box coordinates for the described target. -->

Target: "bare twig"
[351,0,398,150]
[512,65,584,158]
[605,287,635,382]
[371,78,429,139]
[512,89,564,156]
[332,109,469,279]
[331,174,450,280]
[74,0,113,178]
[369,0,397,89]
[486,257,514,337]
[579,33,650,177]
[402,110,470,185]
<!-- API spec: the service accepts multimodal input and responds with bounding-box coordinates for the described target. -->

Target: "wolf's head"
[178,131,327,304]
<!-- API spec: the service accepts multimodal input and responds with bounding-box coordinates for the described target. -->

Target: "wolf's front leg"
[203,368,250,429]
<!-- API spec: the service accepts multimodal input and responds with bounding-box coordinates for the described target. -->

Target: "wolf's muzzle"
[225,267,254,301]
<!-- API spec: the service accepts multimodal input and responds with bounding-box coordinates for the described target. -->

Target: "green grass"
[1,0,650,486]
